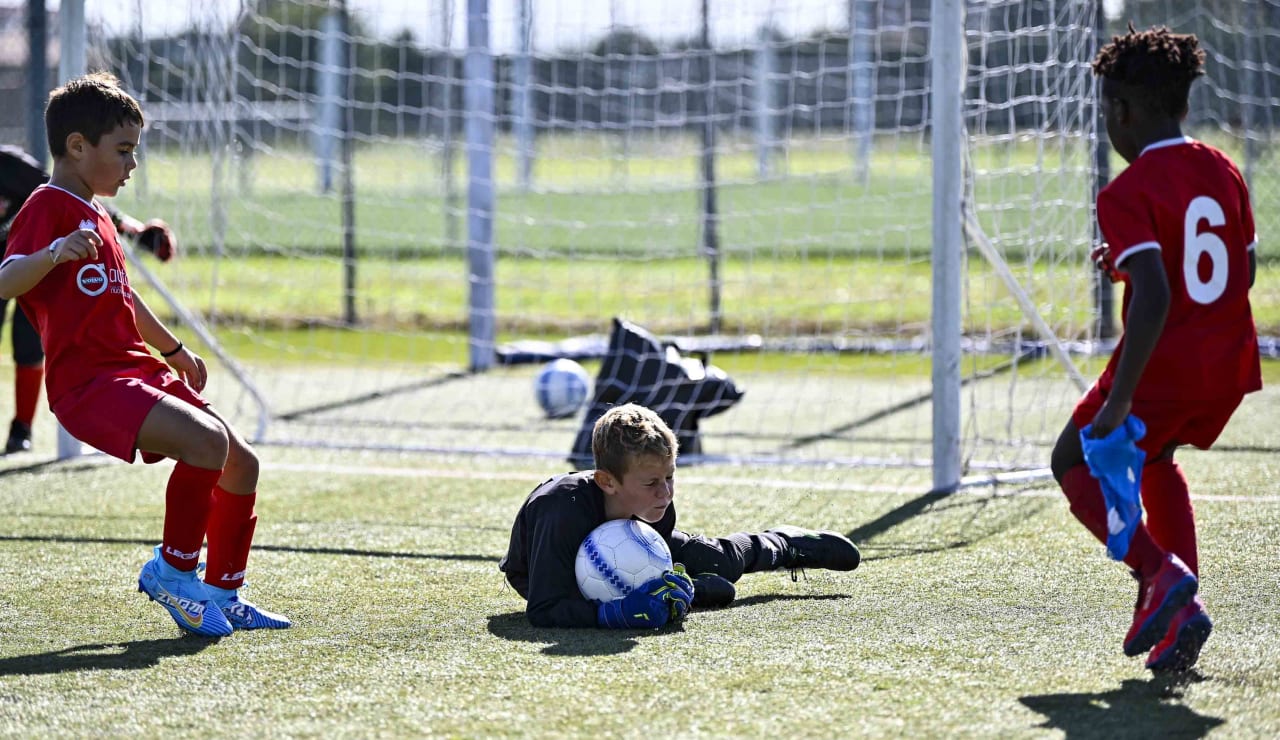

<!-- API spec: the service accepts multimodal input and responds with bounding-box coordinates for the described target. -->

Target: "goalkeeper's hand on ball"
[136,218,177,262]
[1090,242,1121,283]
[596,566,695,629]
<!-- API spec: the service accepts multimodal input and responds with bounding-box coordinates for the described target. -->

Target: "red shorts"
[1072,383,1243,458]
[52,367,208,464]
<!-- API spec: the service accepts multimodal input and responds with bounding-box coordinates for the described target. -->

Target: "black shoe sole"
[1148,616,1212,673]
[691,574,736,609]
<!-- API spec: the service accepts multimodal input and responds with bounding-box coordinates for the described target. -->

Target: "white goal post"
[48,0,1273,490]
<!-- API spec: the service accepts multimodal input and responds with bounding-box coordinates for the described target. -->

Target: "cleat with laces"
[137,546,233,637]
[766,526,861,580]
[1146,596,1212,673]
[206,581,292,630]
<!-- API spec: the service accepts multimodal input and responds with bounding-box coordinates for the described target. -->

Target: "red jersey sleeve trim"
[1113,240,1160,266]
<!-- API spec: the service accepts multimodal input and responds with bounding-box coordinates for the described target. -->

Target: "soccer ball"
[534,358,590,418]
[575,519,673,603]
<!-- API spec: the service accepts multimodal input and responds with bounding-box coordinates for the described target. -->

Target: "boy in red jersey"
[1050,26,1261,672]
[0,72,289,637]
[1,144,176,455]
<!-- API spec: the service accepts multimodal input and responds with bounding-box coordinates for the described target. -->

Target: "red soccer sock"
[161,461,221,571]
[1141,458,1198,576]
[13,364,42,426]
[1060,464,1165,578]
[204,486,258,590]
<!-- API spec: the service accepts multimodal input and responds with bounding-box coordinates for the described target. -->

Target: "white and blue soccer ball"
[534,358,590,419]
[575,519,673,602]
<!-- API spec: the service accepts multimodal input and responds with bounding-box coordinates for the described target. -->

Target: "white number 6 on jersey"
[1184,195,1229,305]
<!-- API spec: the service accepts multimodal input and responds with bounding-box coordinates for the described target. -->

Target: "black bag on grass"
[569,318,745,467]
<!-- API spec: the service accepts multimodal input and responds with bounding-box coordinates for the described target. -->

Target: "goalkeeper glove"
[1090,242,1121,283]
[666,564,694,623]
[1081,414,1147,561]
[596,567,694,629]
[137,218,177,262]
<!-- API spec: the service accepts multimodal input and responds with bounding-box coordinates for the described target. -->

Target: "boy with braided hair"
[0,72,288,636]
[501,403,861,628]
[1050,25,1261,672]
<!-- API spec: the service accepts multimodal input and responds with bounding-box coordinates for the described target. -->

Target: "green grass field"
[115,131,1277,262]
[0,439,1277,736]
[1,131,1277,736]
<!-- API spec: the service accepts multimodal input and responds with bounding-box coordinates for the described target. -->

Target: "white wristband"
[47,238,64,265]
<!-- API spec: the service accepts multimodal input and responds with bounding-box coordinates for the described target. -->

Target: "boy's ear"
[64,132,86,160]
[1115,96,1135,126]
[594,469,617,494]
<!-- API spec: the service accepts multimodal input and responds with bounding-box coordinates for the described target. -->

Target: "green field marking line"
[262,461,1280,503]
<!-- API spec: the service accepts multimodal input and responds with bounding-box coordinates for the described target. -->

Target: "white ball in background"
[534,358,591,418]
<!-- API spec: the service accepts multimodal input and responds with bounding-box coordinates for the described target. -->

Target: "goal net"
[71,0,1274,484]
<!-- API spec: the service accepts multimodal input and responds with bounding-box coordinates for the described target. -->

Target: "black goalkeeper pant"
[668,529,787,582]
[0,300,43,366]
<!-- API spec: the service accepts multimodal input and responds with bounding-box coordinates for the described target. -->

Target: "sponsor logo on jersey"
[76,263,108,296]
[74,259,131,299]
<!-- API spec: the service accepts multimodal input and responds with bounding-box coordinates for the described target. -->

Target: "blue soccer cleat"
[206,582,292,630]
[137,546,233,637]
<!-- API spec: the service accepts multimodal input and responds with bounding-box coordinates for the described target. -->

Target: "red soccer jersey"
[1,185,166,406]
[1097,137,1262,401]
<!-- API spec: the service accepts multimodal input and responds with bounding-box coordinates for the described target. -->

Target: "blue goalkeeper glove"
[1081,414,1147,561]
[666,564,694,623]
[596,567,694,629]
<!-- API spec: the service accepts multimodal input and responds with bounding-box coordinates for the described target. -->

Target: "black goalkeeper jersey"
[0,147,48,245]
[499,471,677,628]
[0,146,126,248]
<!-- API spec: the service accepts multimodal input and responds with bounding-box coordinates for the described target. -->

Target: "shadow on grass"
[0,534,495,563]
[780,350,1041,454]
[1020,675,1224,739]
[486,594,848,656]
[486,611,679,657]
[848,488,1051,563]
[0,458,114,477]
[847,490,952,544]
[718,593,851,612]
[0,637,217,676]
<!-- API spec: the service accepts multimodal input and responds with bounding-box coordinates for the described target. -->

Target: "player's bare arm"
[0,227,101,299]
[1092,249,1170,438]
[133,290,208,391]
